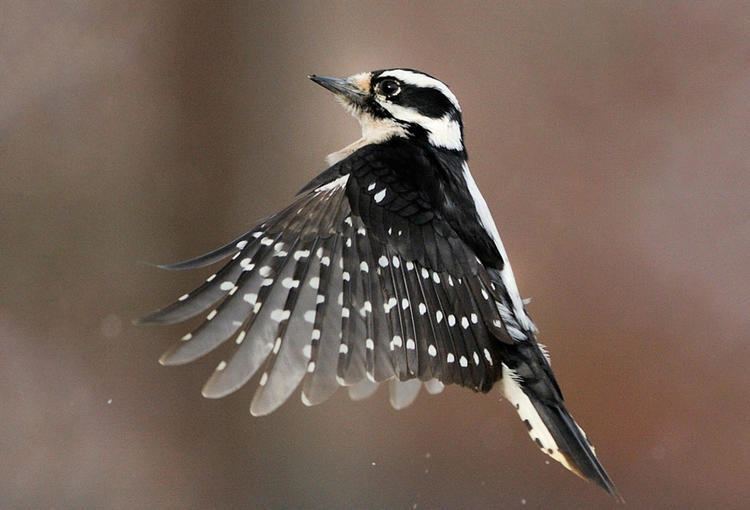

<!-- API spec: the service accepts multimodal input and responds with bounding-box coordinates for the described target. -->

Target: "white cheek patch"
[378,101,463,150]
[427,117,463,150]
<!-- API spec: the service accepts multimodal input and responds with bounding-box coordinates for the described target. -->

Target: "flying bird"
[140,68,620,499]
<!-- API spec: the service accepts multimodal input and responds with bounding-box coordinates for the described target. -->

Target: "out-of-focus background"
[2,1,749,508]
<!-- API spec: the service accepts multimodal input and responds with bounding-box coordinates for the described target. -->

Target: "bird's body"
[141,69,620,499]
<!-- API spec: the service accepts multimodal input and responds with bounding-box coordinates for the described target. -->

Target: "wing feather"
[301,235,345,405]
[145,153,523,412]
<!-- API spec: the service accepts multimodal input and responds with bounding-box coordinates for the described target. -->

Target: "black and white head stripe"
[376,69,461,112]
[370,69,464,151]
[313,68,465,152]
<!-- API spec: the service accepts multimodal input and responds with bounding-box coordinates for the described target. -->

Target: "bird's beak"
[309,75,368,106]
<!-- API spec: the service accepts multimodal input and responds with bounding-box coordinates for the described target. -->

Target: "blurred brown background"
[1,1,749,508]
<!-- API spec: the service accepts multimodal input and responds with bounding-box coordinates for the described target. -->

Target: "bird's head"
[310,69,464,153]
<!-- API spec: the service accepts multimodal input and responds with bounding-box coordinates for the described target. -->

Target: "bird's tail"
[500,344,622,501]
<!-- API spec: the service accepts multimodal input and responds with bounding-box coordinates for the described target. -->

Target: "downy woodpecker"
[140,69,620,499]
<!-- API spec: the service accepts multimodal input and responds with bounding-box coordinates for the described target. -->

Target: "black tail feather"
[532,398,623,502]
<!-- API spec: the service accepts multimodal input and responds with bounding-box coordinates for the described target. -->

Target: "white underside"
[460,162,533,332]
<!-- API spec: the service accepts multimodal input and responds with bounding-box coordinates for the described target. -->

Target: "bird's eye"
[377,79,401,98]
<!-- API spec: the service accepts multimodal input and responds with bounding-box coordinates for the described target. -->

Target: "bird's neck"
[325,115,408,166]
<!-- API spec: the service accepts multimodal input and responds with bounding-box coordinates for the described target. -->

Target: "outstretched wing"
[140,156,516,417]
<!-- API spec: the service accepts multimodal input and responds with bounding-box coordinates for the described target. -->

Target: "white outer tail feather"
[500,363,577,473]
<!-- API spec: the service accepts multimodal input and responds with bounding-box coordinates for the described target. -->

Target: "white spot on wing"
[270,310,291,322]
[383,297,398,313]
[282,278,299,289]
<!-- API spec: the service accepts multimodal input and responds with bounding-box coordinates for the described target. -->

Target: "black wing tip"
[137,260,165,269]
[136,259,211,271]
[158,355,176,366]
[133,310,178,326]
[132,313,165,326]
[155,260,208,271]
[131,316,148,326]
[142,233,249,272]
